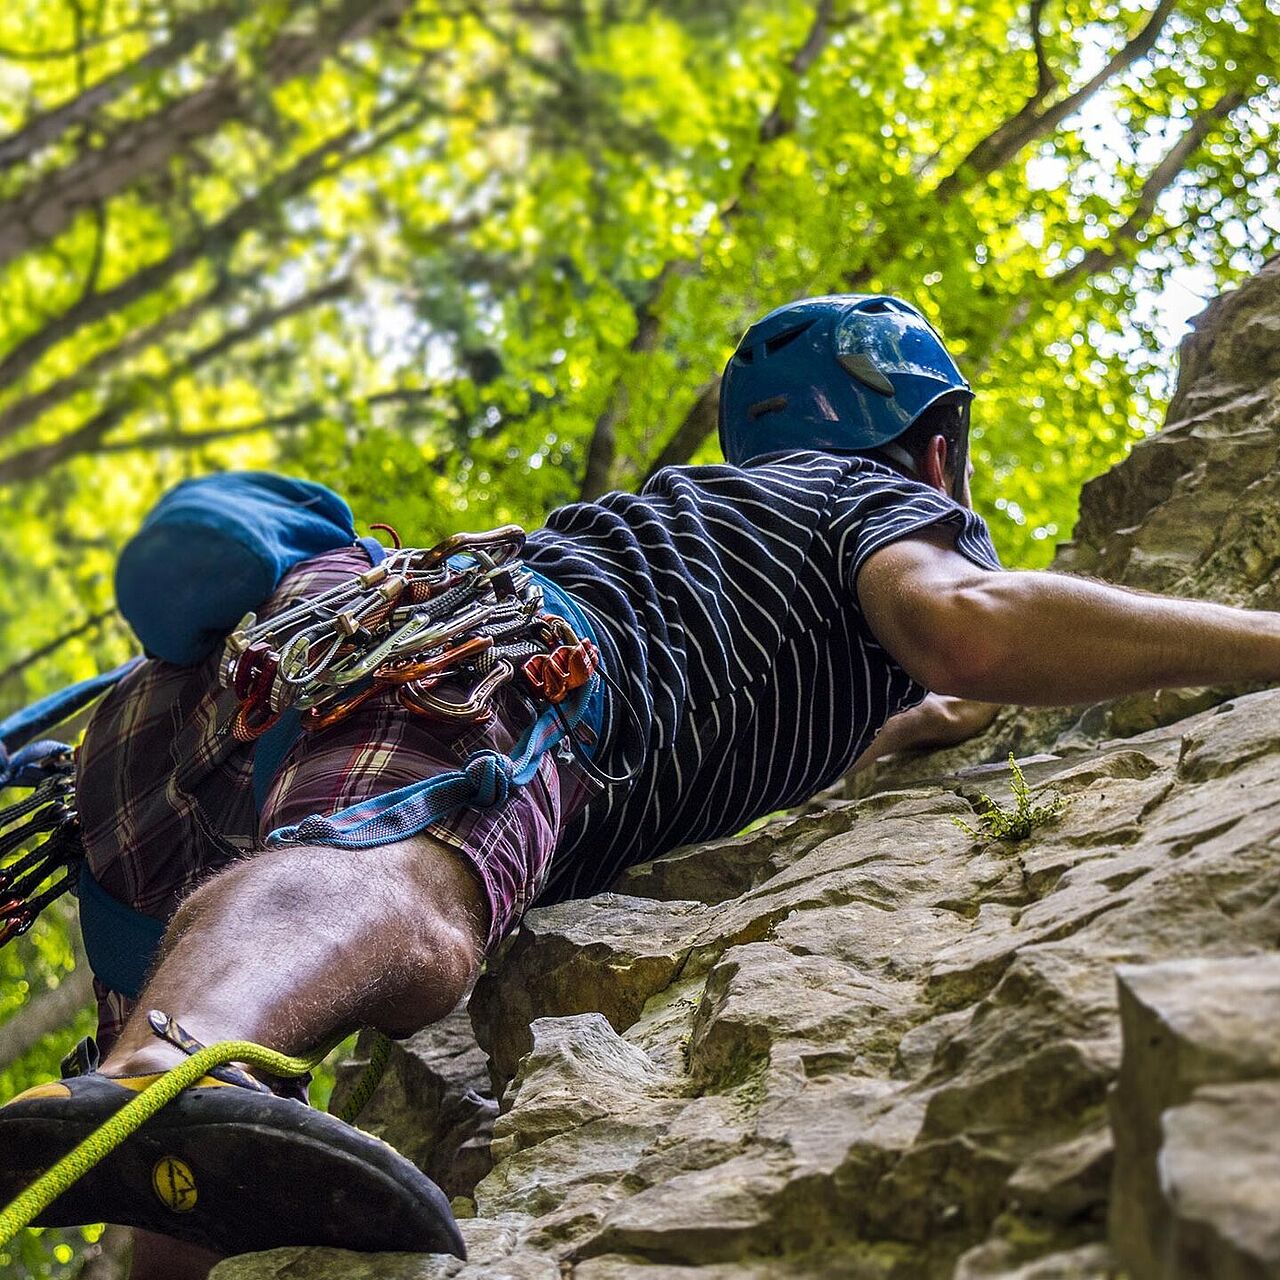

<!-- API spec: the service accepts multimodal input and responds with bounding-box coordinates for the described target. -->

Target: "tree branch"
[0,94,425,395]
[0,21,159,63]
[0,0,414,270]
[0,277,350,480]
[83,386,440,458]
[90,405,329,454]
[0,272,243,442]
[758,0,834,144]
[919,91,1244,388]
[661,1,1185,474]
[0,610,113,687]
[577,0,836,498]
[1029,0,1056,102]
[641,378,720,483]
[0,6,239,172]
[1061,89,1244,282]
[577,262,679,500]
[935,0,1178,199]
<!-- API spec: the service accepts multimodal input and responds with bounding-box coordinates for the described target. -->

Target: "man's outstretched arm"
[859,530,1280,706]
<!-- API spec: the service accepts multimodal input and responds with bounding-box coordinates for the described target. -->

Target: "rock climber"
[6,293,1280,1280]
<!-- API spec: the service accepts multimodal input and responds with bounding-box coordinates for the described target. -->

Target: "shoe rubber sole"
[0,1075,465,1257]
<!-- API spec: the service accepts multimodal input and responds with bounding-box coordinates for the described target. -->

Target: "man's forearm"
[947,570,1280,705]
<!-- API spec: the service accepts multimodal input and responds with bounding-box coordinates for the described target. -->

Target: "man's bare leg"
[95,833,489,1279]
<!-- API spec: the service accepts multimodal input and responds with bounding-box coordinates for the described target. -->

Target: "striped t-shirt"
[523,449,1003,900]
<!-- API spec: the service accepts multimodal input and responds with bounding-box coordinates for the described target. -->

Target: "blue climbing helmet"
[718,294,972,482]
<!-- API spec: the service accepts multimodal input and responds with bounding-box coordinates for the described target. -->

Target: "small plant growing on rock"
[953,753,1065,843]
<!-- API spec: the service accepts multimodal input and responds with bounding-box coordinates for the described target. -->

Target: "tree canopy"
[0,0,1277,1273]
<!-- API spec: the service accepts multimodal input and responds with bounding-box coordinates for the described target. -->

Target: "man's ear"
[920,434,949,493]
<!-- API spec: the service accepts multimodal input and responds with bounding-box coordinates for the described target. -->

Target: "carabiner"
[400,659,514,722]
[375,634,495,685]
[417,525,526,571]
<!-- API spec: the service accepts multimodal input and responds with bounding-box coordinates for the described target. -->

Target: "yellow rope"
[0,1032,391,1247]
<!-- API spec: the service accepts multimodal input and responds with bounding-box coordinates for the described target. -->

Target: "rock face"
[211,256,1280,1280]
[328,1010,498,1201]
[1110,956,1280,1280]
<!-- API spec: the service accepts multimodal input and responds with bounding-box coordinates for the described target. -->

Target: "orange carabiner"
[522,641,599,703]
[375,635,494,685]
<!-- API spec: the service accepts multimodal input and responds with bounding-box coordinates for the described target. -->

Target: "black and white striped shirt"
[523,450,1002,900]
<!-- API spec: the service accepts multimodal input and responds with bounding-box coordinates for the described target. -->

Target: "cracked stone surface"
[1110,955,1280,1279]
[211,262,1280,1279]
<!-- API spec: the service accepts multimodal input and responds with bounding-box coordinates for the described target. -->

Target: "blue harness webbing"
[76,862,165,999]
[4,550,606,999]
[0,661,143,790]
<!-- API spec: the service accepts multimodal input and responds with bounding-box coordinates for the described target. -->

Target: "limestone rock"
[469,893,712,1088]
[1109,955,1280,1280]
[953,1242,1113,1280]
[209,1249,454,1279]
[1158,1082,1280,1280]
[329,1010,497,1200]
[1057,255,1280,599]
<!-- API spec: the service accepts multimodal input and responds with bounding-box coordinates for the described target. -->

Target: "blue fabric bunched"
[115,472,357,665]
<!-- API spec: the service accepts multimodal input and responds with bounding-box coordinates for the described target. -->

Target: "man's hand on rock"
[851,694,1002,772]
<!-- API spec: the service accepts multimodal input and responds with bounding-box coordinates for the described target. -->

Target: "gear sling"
[0,472,605,998]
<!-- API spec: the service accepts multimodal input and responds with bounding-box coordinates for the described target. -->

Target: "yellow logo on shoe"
[152,1156,198,1212]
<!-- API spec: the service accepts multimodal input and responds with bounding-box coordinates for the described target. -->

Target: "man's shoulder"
[531,450,920,548]
[639,449,891,499]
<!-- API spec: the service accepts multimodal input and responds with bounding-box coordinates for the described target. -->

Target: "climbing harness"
[212,521,614,852]
[0,485,619,1253]
[0,1011,394,1249]
[217,524,598,743]
[0,521,607,956]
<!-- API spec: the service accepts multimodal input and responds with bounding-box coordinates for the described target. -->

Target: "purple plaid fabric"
[76,546,595,1052]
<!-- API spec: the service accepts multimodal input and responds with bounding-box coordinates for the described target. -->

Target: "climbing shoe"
[0,1070,466,1257]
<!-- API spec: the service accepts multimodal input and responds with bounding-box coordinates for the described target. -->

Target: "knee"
[362,928,476,1039]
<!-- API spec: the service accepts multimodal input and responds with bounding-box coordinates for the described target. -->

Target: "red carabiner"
[0,899,33,947]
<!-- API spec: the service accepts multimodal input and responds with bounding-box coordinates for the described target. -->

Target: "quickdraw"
[0,757,82,948]
[219,524,598,742]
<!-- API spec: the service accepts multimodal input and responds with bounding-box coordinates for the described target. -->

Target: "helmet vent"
[735,346,755,365]
[838,352,895,396]
[764,320,814,355]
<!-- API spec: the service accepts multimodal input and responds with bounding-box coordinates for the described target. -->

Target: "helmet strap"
[952,401,967,501]
[879,441,919,475]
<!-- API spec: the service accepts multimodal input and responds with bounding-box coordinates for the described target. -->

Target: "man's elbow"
[910,585,1010,700]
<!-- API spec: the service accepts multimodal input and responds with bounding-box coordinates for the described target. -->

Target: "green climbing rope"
[334,1030,392,1125]
[0,1030,392,1247]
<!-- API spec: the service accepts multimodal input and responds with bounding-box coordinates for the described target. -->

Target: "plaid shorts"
[75,546,597,1050]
